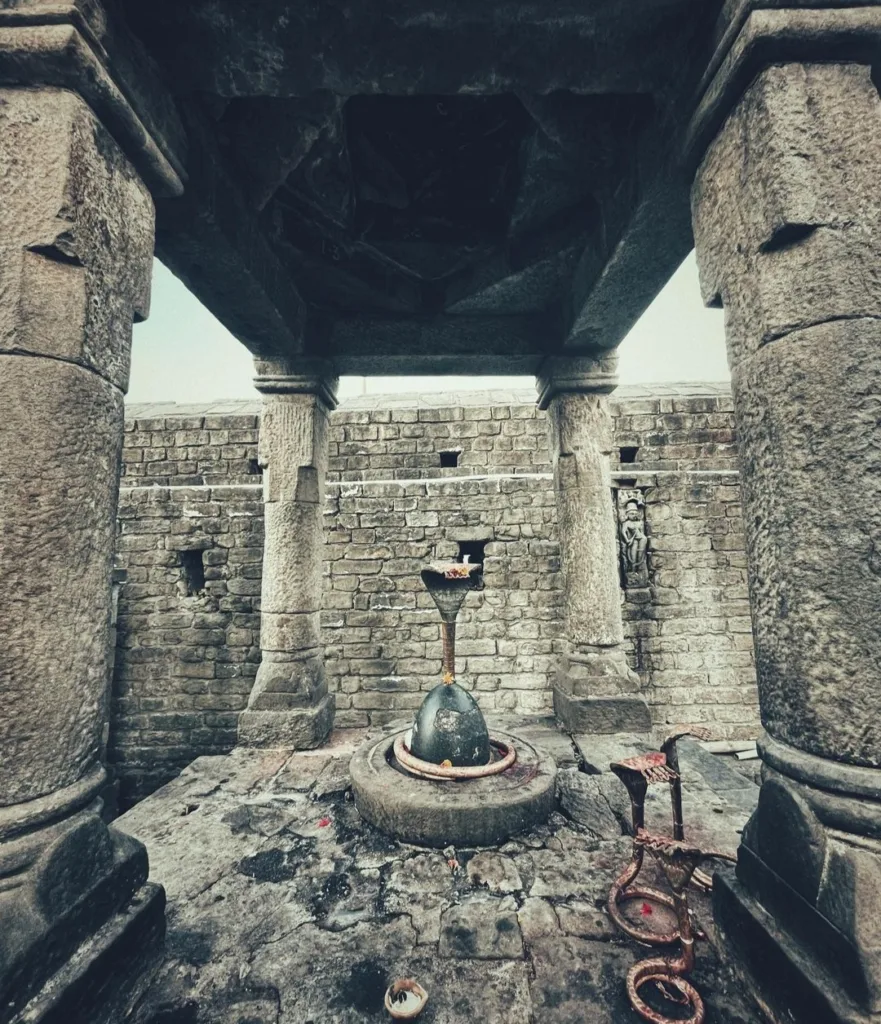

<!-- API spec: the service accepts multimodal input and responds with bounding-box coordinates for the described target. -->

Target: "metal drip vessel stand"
[606,731,736,1024]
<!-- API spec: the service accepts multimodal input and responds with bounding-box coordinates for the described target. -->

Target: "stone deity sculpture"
[618,492,649,588]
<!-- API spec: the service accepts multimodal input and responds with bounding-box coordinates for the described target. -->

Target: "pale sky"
[128,250,730,404]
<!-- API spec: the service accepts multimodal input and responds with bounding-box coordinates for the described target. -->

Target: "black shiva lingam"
[393,560,515,780]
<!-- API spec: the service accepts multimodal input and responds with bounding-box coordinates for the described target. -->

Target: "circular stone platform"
[350,730,557,848]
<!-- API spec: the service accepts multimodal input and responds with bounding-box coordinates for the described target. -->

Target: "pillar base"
[715,869,872,1024]
[714,735,881,1023]
[237,692,335,749]
[553,686,651,734]
[1,820,164,1024]
[553,650,650,734]
[10,882,165,1024]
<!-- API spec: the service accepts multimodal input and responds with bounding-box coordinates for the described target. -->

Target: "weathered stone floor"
[120,719,762,1024]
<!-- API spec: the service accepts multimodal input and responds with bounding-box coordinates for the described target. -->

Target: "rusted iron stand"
[607,731,712,944]
[625,831,729,1024]
[608,751,682,944]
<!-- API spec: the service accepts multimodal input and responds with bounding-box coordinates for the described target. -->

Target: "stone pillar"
[537,355,650,734]
[238,360,338,749]
[692,57,881,1024]
[0,88,167,1019]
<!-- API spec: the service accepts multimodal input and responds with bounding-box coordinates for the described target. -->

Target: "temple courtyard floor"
[119,719,762,1024]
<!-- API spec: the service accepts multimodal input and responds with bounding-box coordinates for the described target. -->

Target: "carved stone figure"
[618,491,649,588]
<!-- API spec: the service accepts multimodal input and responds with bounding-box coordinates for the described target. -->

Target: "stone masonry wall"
[324,475,562,728]
[111,384,758,804]
[112,484,264,802]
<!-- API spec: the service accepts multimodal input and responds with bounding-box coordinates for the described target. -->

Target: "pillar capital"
[686,1,881,170]
[253,357,340,410]
[535,353,618,410]
[0,2,186,197]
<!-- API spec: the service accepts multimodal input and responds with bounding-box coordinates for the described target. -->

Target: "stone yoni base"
[350,731,557,847]
[715,870,873,1024]
[553,686,651,735]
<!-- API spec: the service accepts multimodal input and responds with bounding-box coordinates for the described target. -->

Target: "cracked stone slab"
[526,835,632,901]
[271,753,333,793]
[557,768,629,839]
[310,757,353,801]
[439,897,524,959]
[555,900,618,942]
[529,935,636,1023]
[465,851,523,894]
[488,714,580,766]
[517,897,560,945]
[573,732,652,774]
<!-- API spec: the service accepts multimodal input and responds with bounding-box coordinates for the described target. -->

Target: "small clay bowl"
[384,978,428,1020]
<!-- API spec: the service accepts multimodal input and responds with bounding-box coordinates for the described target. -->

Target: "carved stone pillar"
[238,360,338,749]
[0,86,170,1022]
[692,47,881,1024]
[537,355,650,734]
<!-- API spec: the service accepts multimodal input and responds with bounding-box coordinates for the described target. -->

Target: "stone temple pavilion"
[1,3,880,1022]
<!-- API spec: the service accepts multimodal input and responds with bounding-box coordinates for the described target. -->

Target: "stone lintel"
[535,354,619,410]
[565,172,692,354]
[155,99,307,360]
[686,5,881,168]
[317,312,552,377]
[0,8,185,197]
[565,109,693,355]
[254,358,340,411]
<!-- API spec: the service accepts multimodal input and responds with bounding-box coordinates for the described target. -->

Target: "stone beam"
[564,36,718,355]
[689,11,881,1021]
[314,313,555,376]
[220,94,344,212]
[565,166,693,351]
[563,0,723,353]
[126,0,705,99]
[0,16,172,1013]
[154,101,308,360]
